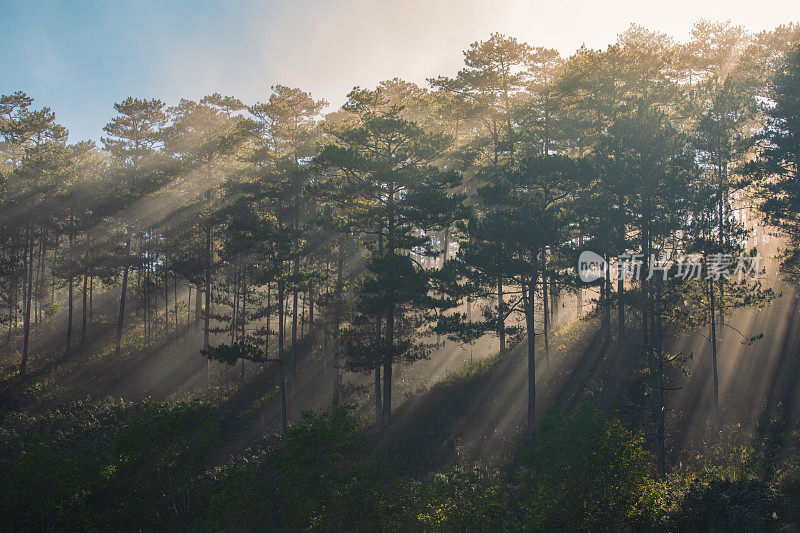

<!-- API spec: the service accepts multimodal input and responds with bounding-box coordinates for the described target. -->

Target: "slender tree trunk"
[577,231,583,319]
[174,275,178,336]
[265,284,271,356]
[34,236,43,325]
[655,281,666,478]
[89,276,93,323]
[144,261,150,349]
[300,292,306,338]
[374,366,382,424]
[65,275,73,359]
[618,274,625,342]
[290,257,299,415]
[525,270,537,438]
[231,277,238,344]
[332,236,344,408]
[709,279,720,423]
[7,284,14,344]
[543,263,550,360]
[383,302,394,437]
[81,273,87,346]
[14,279,19,340]
[65,221,75,359]
[603,260,611,352]
[241,271,247,342]
[187,286,192,333]
[195,286,202,329]
[20,221,35,376]
[114,238,131,381]
[164,271,169,334]
[308,289,314,327]
[498,275,506,356]
[278,279,288,450]
[641,216,650,367]
[442,226,449,265]
[204,224,211,385]
[375,315,383,429]
[617,201,625,340]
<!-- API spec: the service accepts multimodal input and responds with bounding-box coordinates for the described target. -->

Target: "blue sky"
[2,0,798,142]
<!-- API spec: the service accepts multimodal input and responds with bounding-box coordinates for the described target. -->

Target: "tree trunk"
[65,275,73,358]
[655,284,666,478]
[498,275,506,356]
[709,279,720,423]
[383,302,394,437]
[525,273,537,439]
[374,366,382,428]
[114,238,131,381]
[618,275,625,342]
[332,236,344,408]
[543,265,550,360]
[278,279,288,451]
[34,236,44,325]
[81,274,87,346]
[308,289,314,327]
[195,286,202,329]
[241,272,247,342]
[187,285,192,333]
[20,222,35,376]
[441,226,449,265]
[577,231,583,319]
[7,283,14,344]
[265,284,271,356]
[65,221,75,359]
[203,224,212,385]
[290,257,299,416]
[164,271,169,334]
[374,315,383,429]
[603,260,611,352]
[174,275,178,336]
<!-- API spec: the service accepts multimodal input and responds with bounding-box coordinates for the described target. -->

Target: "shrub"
[515,403,658,530]
[275,408,402,531]
[0,399,225,530]
[203,453,278,532]
[414,467,519,531]
[667,479,784,531]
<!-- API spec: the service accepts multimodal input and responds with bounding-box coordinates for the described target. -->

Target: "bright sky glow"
[1,0,797,141]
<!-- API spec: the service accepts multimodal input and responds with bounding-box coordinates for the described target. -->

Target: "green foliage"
[203,454,278,532]
[202,340,267,365]
[413,468,518,531]
[668,479,783,531]
[5,400,799,531]
[516,403,657,530]
[0,400,226,531]
[275,408,402,530]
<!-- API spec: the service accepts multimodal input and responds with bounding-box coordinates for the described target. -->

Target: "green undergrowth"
[2,399,794,531]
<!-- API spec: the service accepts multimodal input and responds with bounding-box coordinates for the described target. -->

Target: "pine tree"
[755,43,800,279]
[317,85,462,434]
[102,97,168,375]
[1,92,67,375]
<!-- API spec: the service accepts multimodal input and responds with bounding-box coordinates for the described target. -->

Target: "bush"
[667,479,784,531]
[0,399,226,530]
[203,453,278,532]
[515,403,659,530]
[413,467,519,531]
[275,408,403,531]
